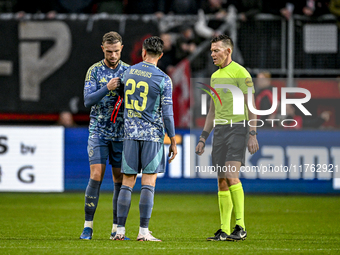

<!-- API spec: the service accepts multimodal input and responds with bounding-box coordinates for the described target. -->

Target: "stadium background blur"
[1,1,340,254]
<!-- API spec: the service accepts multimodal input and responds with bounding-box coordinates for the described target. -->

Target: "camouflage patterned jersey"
[84,60,129,141]
[121,61,175,143]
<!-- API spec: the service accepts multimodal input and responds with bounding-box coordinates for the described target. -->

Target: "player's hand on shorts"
[195,139,205,156]
[168,144,177,163]
[248,136,259,155]
[107,77,120,91]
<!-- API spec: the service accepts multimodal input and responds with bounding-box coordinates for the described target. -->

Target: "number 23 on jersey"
[125,78,149,112]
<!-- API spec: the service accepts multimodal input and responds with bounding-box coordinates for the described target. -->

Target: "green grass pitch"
[1,193,340,254]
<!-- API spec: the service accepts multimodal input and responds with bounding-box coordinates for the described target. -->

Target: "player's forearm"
[202,109,215,135]
[84,85,109,107]
[246,93,257,133]
[248,111,257,133]
[163,115,176,138]
[170,136,177,146]
[162,103,175,138]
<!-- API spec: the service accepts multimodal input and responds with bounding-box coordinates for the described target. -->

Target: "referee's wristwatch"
[249,130,257,136]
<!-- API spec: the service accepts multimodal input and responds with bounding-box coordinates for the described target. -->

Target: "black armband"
[200,130,210,140]
[117,81,124,97]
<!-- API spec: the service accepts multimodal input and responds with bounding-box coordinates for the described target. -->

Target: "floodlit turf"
[1,193,340,255]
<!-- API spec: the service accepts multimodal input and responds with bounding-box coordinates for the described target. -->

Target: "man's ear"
[142,48,147,59]
[158,52,164,60]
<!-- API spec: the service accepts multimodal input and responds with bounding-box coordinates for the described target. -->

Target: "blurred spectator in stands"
[14,0,58,18]
[121,0,179,18]
[329,0,340,66]
[57,111,76,127]
[124,0,166,15]
[329,0,340,29]
[175,24,203,71]
[56,0,96,13]
[158,33,179,74]
[176,25,198,59]
[237,0,262,68]
[293,0,330,17]
[15,0,97,17]
[195,0,244,64]
[329,1,340,68]
[255,71,277,127]
[96,0,123,14]
[201,0,242,16]
[167,0,200,14]
[261,0,293,20]
[283,105,303,129]
[278,104,331,129]
[195,0,241,39]
[238,0,262,23]
[294,1,331,69]
[0,0,13,12]
[257,0,291,68]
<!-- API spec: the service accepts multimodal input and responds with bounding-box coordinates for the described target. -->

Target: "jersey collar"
[103,59,121,72]
[143,61,156,66]
[220,61,233,69]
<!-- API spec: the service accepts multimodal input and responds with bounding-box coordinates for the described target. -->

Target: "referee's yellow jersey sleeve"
[237,67,255,94]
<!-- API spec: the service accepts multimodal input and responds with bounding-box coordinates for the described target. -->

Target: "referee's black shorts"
[212,124,249,169]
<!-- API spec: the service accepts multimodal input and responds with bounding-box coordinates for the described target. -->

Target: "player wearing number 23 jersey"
[113,37,176,242]
[121,61,174,143]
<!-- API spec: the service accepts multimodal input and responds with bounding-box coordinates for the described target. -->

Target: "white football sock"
[116,226,125,235]
[84,221,93,229]
[112,224,118,233]
[139,227,149,236]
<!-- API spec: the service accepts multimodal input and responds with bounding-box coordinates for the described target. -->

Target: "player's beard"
[107,58,119,68]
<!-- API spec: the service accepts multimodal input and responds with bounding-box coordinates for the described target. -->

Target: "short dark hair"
[143,36,164,57]
[211,35,234,50]
[102,31,122,45]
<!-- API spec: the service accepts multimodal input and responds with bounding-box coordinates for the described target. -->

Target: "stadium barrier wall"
[0,126,64,192]
[2,126,339,193]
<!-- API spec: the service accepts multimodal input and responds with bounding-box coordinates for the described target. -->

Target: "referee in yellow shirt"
[196,35,259,241]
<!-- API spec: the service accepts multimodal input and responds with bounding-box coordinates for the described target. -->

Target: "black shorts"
[212,124,249,168]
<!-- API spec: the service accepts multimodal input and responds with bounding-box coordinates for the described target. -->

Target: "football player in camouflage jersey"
[113,36,177,242]
[80,31,130,240]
